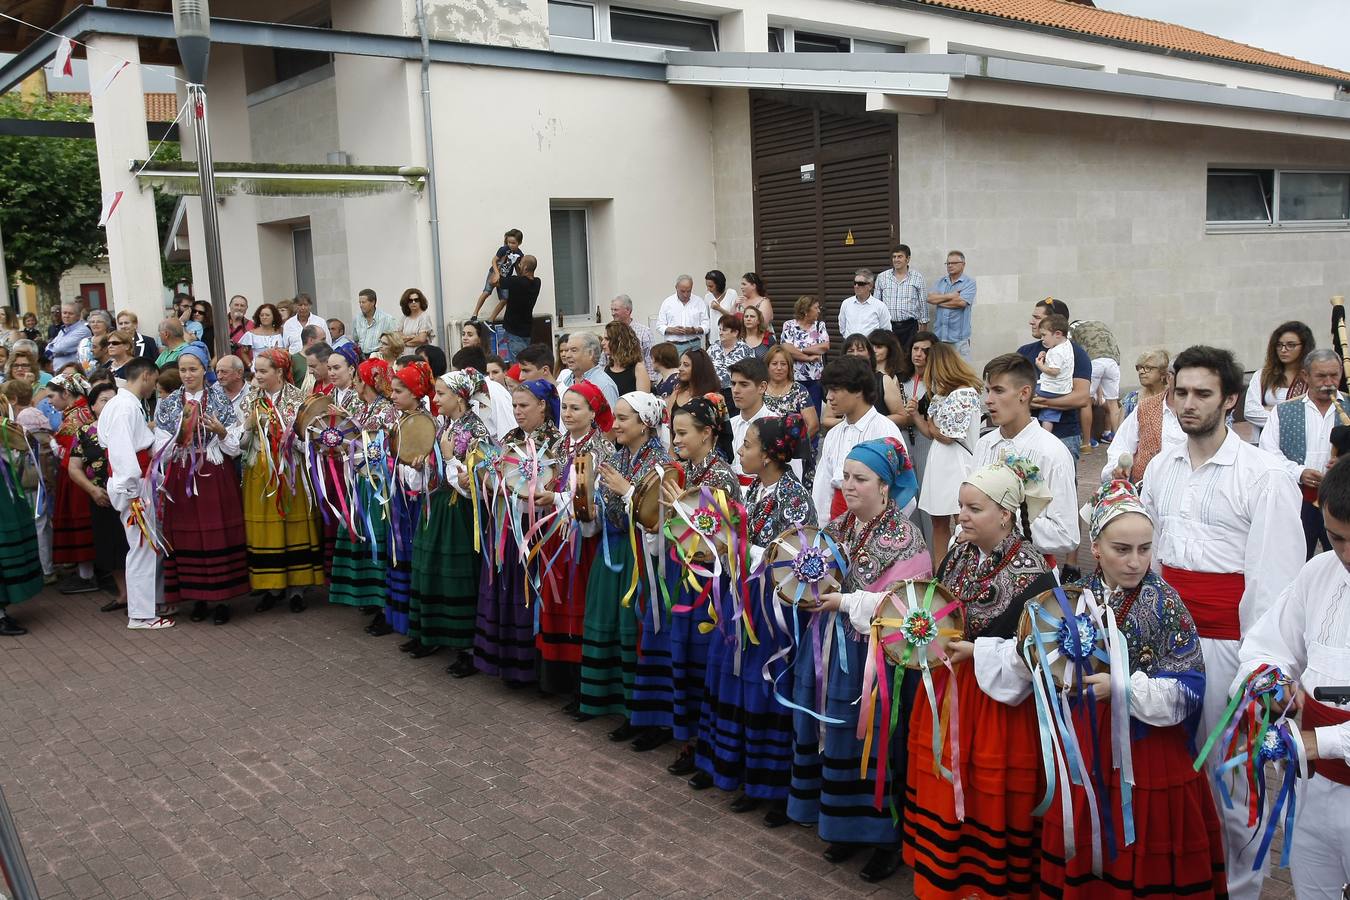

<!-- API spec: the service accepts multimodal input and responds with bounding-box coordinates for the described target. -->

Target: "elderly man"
[656,275,709,358]
[927,250,977,361]
[568,332,619,410]
[838,268,889,339]
[155,319,188,367]
[282,293,330,352]
[1258,348,1350,559]
[214,355,250,424]
[352,288,396,356]
[45,301,91,371]
[116,310,159,361]
[606,294,654,378]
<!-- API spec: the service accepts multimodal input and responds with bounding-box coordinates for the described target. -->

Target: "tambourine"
[497,443,556,498]
[572,452,597,522]
[632,463,684,532]
[392,411,436,465]
[1018,584,1111,687]
[293,394,333,437]
[0,419,30,453]
[666,485,740,564]
[873,579,964,669]
[764,524,845,608]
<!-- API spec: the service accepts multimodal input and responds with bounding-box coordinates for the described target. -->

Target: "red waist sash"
[830,488,848,520]
[1301,484,1319,505]
[1303,695,1350,787]
[1160,565,1244,641]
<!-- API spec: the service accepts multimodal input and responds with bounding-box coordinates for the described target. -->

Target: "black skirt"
[91,499,129,573]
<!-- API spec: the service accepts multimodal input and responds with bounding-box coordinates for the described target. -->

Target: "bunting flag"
[98,190,124,227]
[53,37,74,77]
[93,60,130,97]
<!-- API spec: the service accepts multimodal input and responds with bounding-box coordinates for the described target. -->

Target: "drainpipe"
[414,0,446,340]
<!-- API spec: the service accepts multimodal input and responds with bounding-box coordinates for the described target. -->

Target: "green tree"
[0,94,107,307]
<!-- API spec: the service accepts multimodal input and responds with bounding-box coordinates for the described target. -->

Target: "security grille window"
[1207,168,1350,226]
[548,1,596,39]
[610,7,718,50]
[551,208,593,322]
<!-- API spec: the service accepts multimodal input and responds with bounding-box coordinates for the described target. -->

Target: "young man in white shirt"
[1140,345,1303,900]
[811,356,903,522]
[837,268,889,340]
[97,358,173,630]
[728,357,768,473]
[970,353,1079,566]
[1235,455,1350,899]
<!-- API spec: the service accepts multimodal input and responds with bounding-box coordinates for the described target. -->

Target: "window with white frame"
[767,25,904,53]
[1207,168,1350,226]
[551,208,594,323]
[547,1,718,50]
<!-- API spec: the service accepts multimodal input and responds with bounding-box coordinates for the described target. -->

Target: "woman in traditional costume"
[632,393,741,769]
[48,371,97,591]
[240,348,324,613]
[469,378,561,685]
[386,361,436,642]
[311,343,362,578]
[0,392,47,635]
[535,381,612,705]
[902,454,1057,898]
[695,413,814,825]
[153,343,250,624]
[67,383,128,613]
[580,392,669,735]
[790,437,931,883]
[406,367,494,663]
[1039,479,1224,898]
[330,356,400,629]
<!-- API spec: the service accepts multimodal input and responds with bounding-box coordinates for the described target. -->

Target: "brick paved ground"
[0,441,1294,899]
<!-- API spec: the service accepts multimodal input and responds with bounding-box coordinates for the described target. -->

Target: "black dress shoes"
[255,593,279,613]
[213,605,231,625]
[410,644,440,659]
[399,639,419,653]
[447,654,477,678]
[190,601,209,622]
[859,847,902,883]
[288,594,306,613]
[762,803,790,828]
[823,843,860,864]
[0,615,27,637]
[729,794,759,813]
[686,770,713,790]
[631,727,672,753]
[668,746,697,776]
[608,721,640,742]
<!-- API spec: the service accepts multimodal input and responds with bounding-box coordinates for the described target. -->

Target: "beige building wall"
[710,89,756,288]
[895,101,1350,376]
[59,262,112,308]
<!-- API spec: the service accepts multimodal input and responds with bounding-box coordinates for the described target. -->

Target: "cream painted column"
[179,45,264,309]
[720,9,769,52]
[87,36,164,327]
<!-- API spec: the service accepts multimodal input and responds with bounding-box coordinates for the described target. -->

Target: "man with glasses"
[874,244,927,348]
[838,269,888,340]
[927,250,976,361]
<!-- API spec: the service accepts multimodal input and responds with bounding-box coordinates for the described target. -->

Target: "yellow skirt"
[242,458,324,591]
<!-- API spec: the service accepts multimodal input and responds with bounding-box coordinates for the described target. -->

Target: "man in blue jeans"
[489,254,541,361]
[1017,297,1091,460]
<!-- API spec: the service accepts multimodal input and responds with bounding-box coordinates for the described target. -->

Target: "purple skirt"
[472,530,537,684]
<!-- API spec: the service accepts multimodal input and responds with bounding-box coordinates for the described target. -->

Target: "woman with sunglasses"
[190,300,216,352]
[104,328,137,382]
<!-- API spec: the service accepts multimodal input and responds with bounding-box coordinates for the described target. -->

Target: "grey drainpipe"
[414,0,446,337]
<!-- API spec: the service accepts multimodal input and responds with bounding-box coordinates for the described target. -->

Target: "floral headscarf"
[49,371,90,397]
[567,380,614,432]
[753,413,806,467]
[357,357,393,397]
[846,436,918,509]
[621,391,665,431]
[1089,478,1152,541]
[440,367,488,403]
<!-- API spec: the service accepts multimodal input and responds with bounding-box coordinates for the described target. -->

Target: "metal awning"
[131,161,428,198]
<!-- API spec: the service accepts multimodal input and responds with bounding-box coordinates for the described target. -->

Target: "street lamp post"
[172,0,229,358]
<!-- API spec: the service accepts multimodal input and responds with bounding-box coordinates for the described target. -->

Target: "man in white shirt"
[656,275,709,357]
[970,353,1079,564]
[1234,459,1350,899]
[97,358,173,630]
[812,356,903,522]
[1140,345,1303,900]
[1257,349,1350,559]
[838,268,889,340]
[282,293,331,352]
[727,357,769,470]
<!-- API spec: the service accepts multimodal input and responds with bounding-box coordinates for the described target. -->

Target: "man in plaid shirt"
[873,244,927,348]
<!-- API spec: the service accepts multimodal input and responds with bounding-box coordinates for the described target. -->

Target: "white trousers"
[1292,776,1350,899]
[1200,636,1271,900]
[118,502,162,620]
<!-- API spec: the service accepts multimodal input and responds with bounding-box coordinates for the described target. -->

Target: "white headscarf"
[620,391,665,430]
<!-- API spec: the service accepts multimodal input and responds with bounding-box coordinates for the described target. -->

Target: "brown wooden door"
[751,93,898,345]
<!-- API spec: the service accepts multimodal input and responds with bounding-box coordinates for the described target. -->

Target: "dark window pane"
[794,31,850,52]
[1279,172,1350,221]
[1206,170,1272,223]
[548,1,595,39]
[551,209,591,319]
[610,8,717,50]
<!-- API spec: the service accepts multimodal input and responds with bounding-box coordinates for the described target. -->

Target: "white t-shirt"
[240,330,289,355]
[1037,340,1075,395]
[401,312,436,344]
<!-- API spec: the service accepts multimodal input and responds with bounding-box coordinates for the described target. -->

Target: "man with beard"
[1140,345,1302,900]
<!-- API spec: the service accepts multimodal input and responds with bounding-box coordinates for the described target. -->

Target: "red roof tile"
[54,91,180,122]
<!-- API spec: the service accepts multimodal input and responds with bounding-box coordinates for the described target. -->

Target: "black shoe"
[58,574,100,594]
[190,601,209,622]
[255,593,279,613]
[730,794,759,813]
[447,655,477,678]
[367,620,392,637]
[359,605,381,615]
[687,770,713,790]
[0,615,27,637]
[859,848,902,883]
[288,594,306,613]
[608,721,639,742]
[762,803,789,829]
[561,699,581,716]
[668,746,697,776]
[399,639,419,653]
[571,711,594,723]
[213,605,231,626]
[631,727,672,753]
[100,598,127,613]
[410,644,440,659]
[364,611,387,634]
[823,843,861,864]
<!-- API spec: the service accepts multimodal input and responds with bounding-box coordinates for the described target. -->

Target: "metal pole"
[187,84,229,358]
[414,0,446,343]
[0,214,10,312]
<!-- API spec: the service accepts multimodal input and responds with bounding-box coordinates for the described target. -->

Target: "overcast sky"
[1099,0,1350,71]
